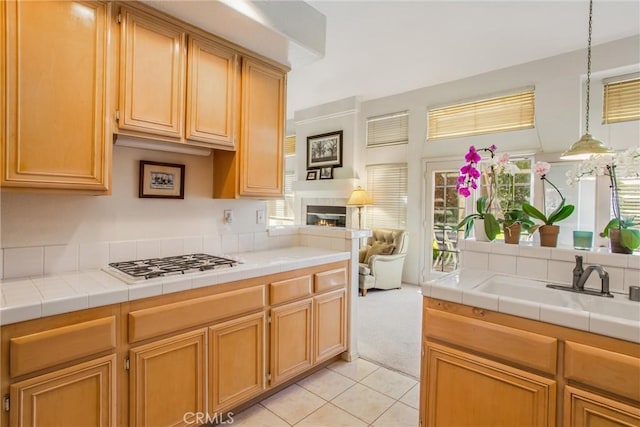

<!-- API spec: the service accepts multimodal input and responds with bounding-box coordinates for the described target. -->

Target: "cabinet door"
[130,329,206,427]
[423,342,556,427]
[119,7,185,138]
[3,0,111,191]
[564,386,640,427]
[270,298,313,386]
[10,354,116,427]
[186,35,238,149]
[238,58,285,197]
[314,289,347,363]
[209,312,265,412]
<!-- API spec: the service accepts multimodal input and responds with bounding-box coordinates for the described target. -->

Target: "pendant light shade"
[561,133,613,160]
[560,0,614,161]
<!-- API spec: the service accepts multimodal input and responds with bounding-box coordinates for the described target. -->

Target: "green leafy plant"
[501,208,534,231]
[522,201,575,233]
[522,161,574,233]
[456,195,500,240]
[602,217,640,250]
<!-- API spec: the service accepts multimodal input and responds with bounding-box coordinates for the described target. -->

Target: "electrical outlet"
[256,209,265,225]
[224,209,233,224]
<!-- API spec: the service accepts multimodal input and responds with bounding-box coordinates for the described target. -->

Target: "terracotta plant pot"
[539,225,560,247]
[609,228,632,254]
[503,223,521,245]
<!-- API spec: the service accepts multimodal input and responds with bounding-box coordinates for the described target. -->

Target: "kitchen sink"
[473,274,640,322]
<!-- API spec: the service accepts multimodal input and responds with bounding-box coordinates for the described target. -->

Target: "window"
[427,89,535,140]
[617,176,640,227]
[365,163,408,229]
[603,76,640,124]
[268,135,296,226]
[366,111,409,147]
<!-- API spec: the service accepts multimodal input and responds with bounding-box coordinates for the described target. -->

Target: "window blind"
[603,78,640,124]
[267,171,295,221]
[366,111,409,147]
[284,135,296,156]
[365,163,408,230]
[618,177,640,226]
[427,90,535,140]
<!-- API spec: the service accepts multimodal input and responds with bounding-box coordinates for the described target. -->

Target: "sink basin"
[473,275,640,322]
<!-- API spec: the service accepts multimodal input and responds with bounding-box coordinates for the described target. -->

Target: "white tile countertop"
[0,246,350,326]
[423,268,640,344]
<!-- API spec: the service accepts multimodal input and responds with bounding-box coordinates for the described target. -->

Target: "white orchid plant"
[566,147,640,251]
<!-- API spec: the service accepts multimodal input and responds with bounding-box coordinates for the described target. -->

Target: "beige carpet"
[357,284,423,379]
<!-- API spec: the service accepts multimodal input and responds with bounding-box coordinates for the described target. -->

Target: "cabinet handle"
[472,307,485,317]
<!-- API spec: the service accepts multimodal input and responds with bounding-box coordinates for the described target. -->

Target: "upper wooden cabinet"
[118,7,186,139]
[117,6,240,150]
[213,58,285,198]
[2,0,112,192]
[186,35,238,148]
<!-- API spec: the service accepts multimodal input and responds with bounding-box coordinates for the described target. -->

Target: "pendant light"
[561,0,614,160]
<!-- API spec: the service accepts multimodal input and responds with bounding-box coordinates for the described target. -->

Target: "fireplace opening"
[306,205,347,227]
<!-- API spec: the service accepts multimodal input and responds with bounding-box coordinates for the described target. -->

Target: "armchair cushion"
[363,241,395,263]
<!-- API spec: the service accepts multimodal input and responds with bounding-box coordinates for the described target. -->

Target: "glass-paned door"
[424,160,466,280]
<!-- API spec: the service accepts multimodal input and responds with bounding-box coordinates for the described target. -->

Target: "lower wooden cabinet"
[209,312,265,412]
[314,288,347,364]
[129,329,207,427]
[564,386,640,427]
[421,298,640,427]
[270,298,314,386]
[422,342,556,427]
[10,354,116,427]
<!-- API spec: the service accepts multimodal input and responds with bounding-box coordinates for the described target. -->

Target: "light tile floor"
[231,358,419,427]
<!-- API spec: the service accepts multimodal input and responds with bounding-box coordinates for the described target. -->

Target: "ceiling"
[286,0,640,119]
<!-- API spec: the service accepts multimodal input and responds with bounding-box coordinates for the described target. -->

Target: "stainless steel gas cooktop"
[104,253,239,283]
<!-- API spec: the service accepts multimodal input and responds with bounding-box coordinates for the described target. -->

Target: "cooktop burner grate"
[107,253,239,281]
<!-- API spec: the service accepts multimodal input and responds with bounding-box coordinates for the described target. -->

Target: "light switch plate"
[256,209,265,225]
[224,209,233,224]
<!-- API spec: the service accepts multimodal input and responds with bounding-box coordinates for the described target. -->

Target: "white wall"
[1,145,267,249]
[301,36,639,285]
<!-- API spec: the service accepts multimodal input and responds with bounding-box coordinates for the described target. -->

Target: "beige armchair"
[358,228,408,296]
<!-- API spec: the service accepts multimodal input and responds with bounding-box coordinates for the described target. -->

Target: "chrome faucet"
[547,255,613,298]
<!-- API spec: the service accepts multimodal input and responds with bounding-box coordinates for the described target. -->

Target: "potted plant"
[567,148,640,253]
[522,161,575,247]
[495,153,533,244]
[454,145,501,241]
[501,208,534,245]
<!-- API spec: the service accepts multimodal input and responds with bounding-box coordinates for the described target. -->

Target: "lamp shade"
[346,187,372,206]
[560,133,614,160]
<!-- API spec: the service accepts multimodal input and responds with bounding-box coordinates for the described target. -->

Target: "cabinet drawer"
[564,341,640,401]
[10,316,116,377]
[129,285,265,343]
[425,308,558,374]
[314,268,347,293]
[270,276,312,305]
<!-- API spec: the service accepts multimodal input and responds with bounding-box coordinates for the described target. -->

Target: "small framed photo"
[139,160,185,199]
[307,130,343,169]
[319,166,333,180]
[306,170,319,180]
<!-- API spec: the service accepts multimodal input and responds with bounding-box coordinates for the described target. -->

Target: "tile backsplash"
[459,240,640,294]
[1,227,367,280]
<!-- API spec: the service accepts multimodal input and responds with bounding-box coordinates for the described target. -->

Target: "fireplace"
[306,205,347,227]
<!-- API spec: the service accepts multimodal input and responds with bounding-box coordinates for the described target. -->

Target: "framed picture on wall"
[139,161,185,199]
[319,166,333,180]
[307,130,343,169]
[306,170,319,180]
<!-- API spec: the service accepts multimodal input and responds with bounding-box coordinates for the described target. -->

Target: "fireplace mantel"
[293,178,360,198]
